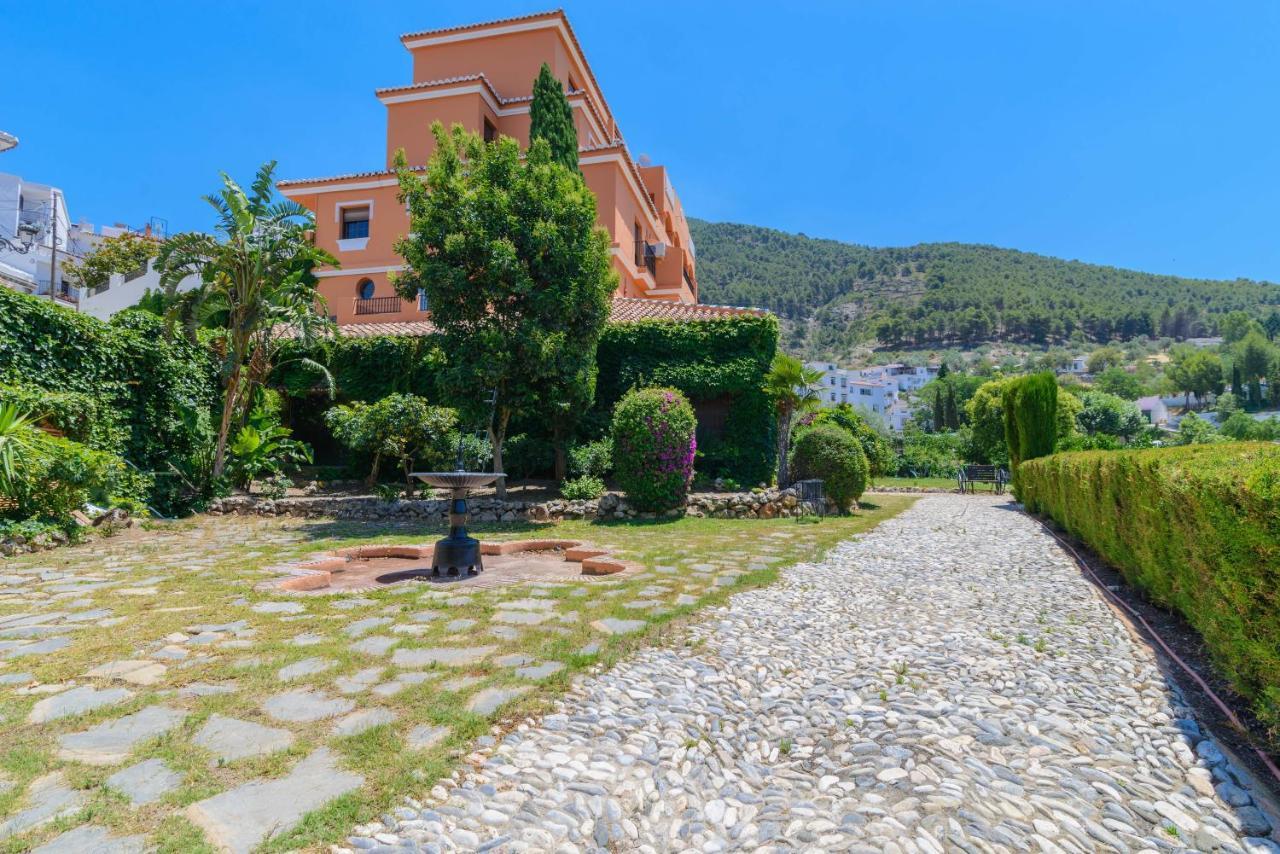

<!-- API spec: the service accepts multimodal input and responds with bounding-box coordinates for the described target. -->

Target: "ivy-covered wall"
[0,289,218,477]
[595,315,779,484]
[276,314,779,483]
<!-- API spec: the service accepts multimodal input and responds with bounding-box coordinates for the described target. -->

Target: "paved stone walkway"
[355,495,1279,853]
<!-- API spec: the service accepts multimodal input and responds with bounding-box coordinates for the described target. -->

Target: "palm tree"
[0,403,39,497]
[155,162,335,479]
[764,353,825,488]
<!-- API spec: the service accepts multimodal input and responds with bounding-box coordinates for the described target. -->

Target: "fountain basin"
[410,471,507,577]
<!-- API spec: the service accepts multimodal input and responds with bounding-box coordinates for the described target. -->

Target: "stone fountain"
[410,470,504,577]
[411,391,503,578]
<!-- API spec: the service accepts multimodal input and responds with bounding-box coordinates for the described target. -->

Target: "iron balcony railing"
[354,296,404,316]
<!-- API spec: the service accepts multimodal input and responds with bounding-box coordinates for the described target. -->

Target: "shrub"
[1003,372,1058,492]
[611,387,697,512]
[503,434,555,480]
[326,394,456,491]
[596,315,778,484]
[568,438,613,479]
[7,433,150,523]
[808,404,895,477]
[790,423,868,512]
[560,475,605,500]
[1020,444,1280,745]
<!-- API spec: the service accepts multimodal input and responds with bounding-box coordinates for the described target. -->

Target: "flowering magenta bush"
[611,387,697,512]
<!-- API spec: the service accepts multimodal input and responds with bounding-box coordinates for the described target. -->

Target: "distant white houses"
[805,361,939,431]
[1185,337,1224,348]
[1135,396,1170,427]
[0,171,196,319]
[1069,355,1089,374]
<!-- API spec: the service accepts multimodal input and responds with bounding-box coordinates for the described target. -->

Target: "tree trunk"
[366,452,382,488]
[402,457,415,497]
[775,408,791,488]
[490,408,511,500]
[212,365,241,479]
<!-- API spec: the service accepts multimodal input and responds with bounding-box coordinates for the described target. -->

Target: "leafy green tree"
[1166,348,1223,408]
[62,231,157,290]
[1086,346,1124,374]
[1075,391,1145,440]
[1220,310,1260,343]
[1236,332,1274,396]
[155,162,335,478]
[393,123,615,498]
[1264,310,1280,342]
[763,354,824,487]
[325,394,457,494]
[1093,366,1145,399]
[1220,411,1263,440]
[1217,392,1241,421]
[529,62,579,172]
[1171,411,1221,445]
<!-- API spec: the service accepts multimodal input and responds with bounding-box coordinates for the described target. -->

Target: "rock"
[193,714,295,762]
[276,657,336,681]
[28,685,132,723]
[85,659,167,686]
[30,824,146,854]
[0,772,85,839]
[590,618,645,635]
[390,646,495,668]
[351,635,397,656]
[406,724,450,750]
[331,708,396,737]
[262,689,354,723]
[57,705,186,765]
[467,686,531,715]
[185,748,364,854]
[105,758,182,805]
[514,662,564,680]
[1235,805,1272,837]
[252,601,304,615]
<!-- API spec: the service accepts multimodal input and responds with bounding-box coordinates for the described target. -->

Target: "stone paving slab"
[105,759,182,806]
[57,705,186,765]
[186,748,363,854]
[353,496,1280,852]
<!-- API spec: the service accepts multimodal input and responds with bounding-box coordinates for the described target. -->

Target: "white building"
[806,361,902,423]
[858,363,940,392]
[1136,396,1170,427]
[0,172,195,319]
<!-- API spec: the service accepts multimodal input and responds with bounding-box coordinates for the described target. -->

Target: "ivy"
[0,289,218,508]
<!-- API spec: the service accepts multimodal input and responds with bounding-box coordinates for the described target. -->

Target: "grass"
[870,476,958,491]
[0,495,914,852]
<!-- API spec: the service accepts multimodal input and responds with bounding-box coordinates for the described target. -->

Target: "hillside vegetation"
[689,219,1280,356]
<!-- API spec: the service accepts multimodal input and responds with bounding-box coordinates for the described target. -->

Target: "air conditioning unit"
[647,241,667,259]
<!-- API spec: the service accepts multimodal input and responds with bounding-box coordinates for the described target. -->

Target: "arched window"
[357,278,375,300]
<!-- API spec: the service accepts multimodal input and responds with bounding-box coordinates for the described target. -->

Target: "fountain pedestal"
[411,472,505,577]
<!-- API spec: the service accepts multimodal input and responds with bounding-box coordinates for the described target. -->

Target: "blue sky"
[5,1,1279,281]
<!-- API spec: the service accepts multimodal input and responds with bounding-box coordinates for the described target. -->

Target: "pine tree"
[530,63,579,173]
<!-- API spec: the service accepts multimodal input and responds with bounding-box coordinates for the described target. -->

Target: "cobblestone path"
[357,495,1279,853]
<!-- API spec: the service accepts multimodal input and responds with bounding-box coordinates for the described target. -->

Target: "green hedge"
[277,314,779,484]
[595,315,778,484]
[1020,443,1280,744]
[0,289,217,507]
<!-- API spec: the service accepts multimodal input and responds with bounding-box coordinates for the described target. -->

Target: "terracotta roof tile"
[279,297,765,340]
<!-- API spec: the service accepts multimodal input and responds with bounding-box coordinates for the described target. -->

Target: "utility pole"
[48,190,58,302]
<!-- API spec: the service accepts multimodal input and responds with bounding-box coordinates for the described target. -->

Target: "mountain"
[688,219,1280,357]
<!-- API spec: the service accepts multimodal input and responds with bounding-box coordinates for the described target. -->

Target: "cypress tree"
[1232,363,1243,399]
[530,63,579,173]
[937,362,950,380]
[932,388,945,432]
[1004,372,1058,494]
[944,384,960,429]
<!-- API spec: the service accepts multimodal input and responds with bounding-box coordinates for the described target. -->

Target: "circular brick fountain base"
[259,540,637,595]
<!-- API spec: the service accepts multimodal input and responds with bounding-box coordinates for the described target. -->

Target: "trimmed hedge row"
[1020,443,1280,743]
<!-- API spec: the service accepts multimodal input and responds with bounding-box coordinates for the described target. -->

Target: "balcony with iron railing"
[354,296,405,316]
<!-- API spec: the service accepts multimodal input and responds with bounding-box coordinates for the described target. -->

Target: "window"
[483,118,497,143]
[859,388,871,397]
[341,206,370,240]
[417,289,429,312]
[357,278,375,300]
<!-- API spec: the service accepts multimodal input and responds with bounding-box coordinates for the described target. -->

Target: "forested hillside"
[689,219,1280,356]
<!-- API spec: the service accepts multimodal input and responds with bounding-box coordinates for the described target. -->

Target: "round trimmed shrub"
[610,387,697,512]
[790,423,868,512]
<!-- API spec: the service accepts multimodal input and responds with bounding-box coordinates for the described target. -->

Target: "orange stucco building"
[278,10,699,326]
